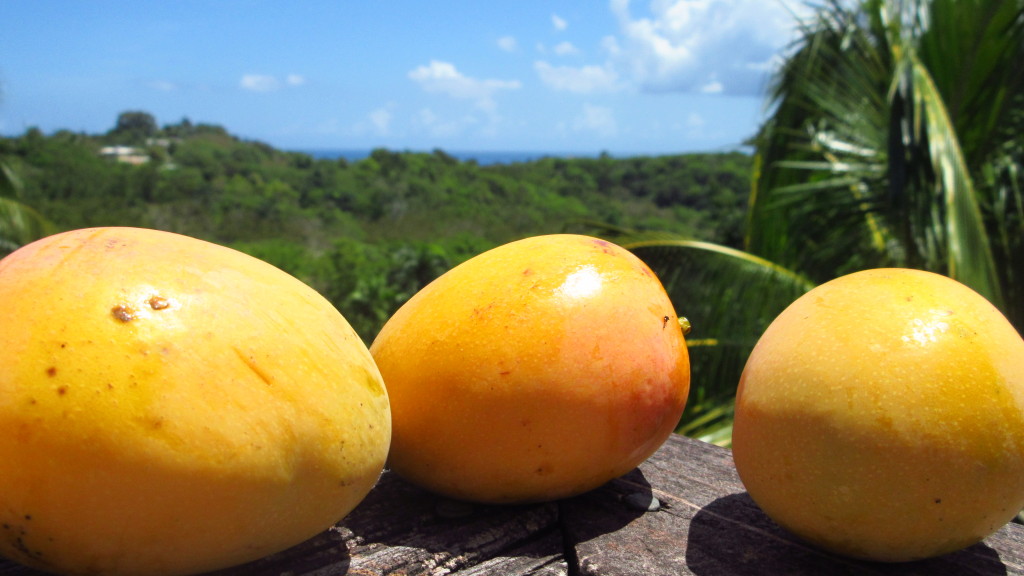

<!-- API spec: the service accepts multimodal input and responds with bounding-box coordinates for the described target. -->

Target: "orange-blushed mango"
[370,234,690,504]
[732,268,1024,562]
[0,227,391,576]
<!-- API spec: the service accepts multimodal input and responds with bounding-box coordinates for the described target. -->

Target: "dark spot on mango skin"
[148,295,170,310]
[45,367,57,377]
[56,386,67,396]
[111,304,135,322]
[3,516,45,561]
[590,238,616,255]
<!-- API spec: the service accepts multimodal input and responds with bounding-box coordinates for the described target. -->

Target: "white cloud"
[149,80,177,92]
[408,60,520,111]
[700,79,724,94]
[418,108,438,126]
[573,104,617,136]
[240,73,306,92]
[498,36,519,52]
[680,111,708,138]
[369,108,392,135]
[350,103,397,136]
[554,41,580,56]
[601,35,622,56]
[315,117,341,134]
[240,74,279,92]
[415,107,469,137]
[605,0,812,95]
[535,61,620,94]
[552,13,568,31]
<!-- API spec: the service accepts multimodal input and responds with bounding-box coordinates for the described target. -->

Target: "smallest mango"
[371,234,690,504]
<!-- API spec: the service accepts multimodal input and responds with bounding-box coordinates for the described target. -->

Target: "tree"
[749,0,1021,311]
[607,0,1024,445]
[109,111,158,144]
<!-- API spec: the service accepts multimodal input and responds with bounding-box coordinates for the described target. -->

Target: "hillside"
[0,113,752,342]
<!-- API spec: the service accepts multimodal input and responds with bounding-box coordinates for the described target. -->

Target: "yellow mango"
[371,234,689,503]
[0,227,390,576]
[733,268,1024,561]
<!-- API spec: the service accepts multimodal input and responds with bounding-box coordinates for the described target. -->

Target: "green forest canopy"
[0,112,752,342]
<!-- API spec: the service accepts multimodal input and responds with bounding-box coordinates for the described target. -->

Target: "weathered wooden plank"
[562,436,737,575]
[562,435,1024,576]
[449,533,567,576]
[212,470,565,576]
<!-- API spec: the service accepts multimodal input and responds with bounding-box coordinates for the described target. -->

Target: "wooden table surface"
[2,433,1022,575]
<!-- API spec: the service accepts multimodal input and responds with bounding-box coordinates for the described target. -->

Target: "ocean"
[296,149,599,166]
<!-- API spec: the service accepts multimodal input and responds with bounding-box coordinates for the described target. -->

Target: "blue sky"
[0,1,812,155]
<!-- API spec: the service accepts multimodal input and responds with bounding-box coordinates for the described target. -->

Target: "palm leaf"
[908,0,1024,321]
[749,0,895,278]
[750,0,1016,312]
[914,0,1024,168]
[901,53,1003,307]
[1,160,54,256]
[983,137,1024,329]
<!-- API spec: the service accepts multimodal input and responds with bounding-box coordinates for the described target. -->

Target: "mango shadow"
[685,492,1008,576]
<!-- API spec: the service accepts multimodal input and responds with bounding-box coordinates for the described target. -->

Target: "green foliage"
[107,111,158,145]
[315,239,453,343]
[0,154,54,256]
[750,0,1022,315]
[0,112,752,347]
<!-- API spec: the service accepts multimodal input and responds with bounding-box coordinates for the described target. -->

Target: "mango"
[732,268,1024,561]
[370,234,690,503]
[0,227,391,576]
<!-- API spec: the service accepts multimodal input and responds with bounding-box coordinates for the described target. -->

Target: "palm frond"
[902,53,1003,307]
[1,162,24,197]
[914,0,1024,168]
[749,0,894,278]
[983,125,1024,329]
[676,397,735,447]
[750,0,1018,313]
[0,160,54,256]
